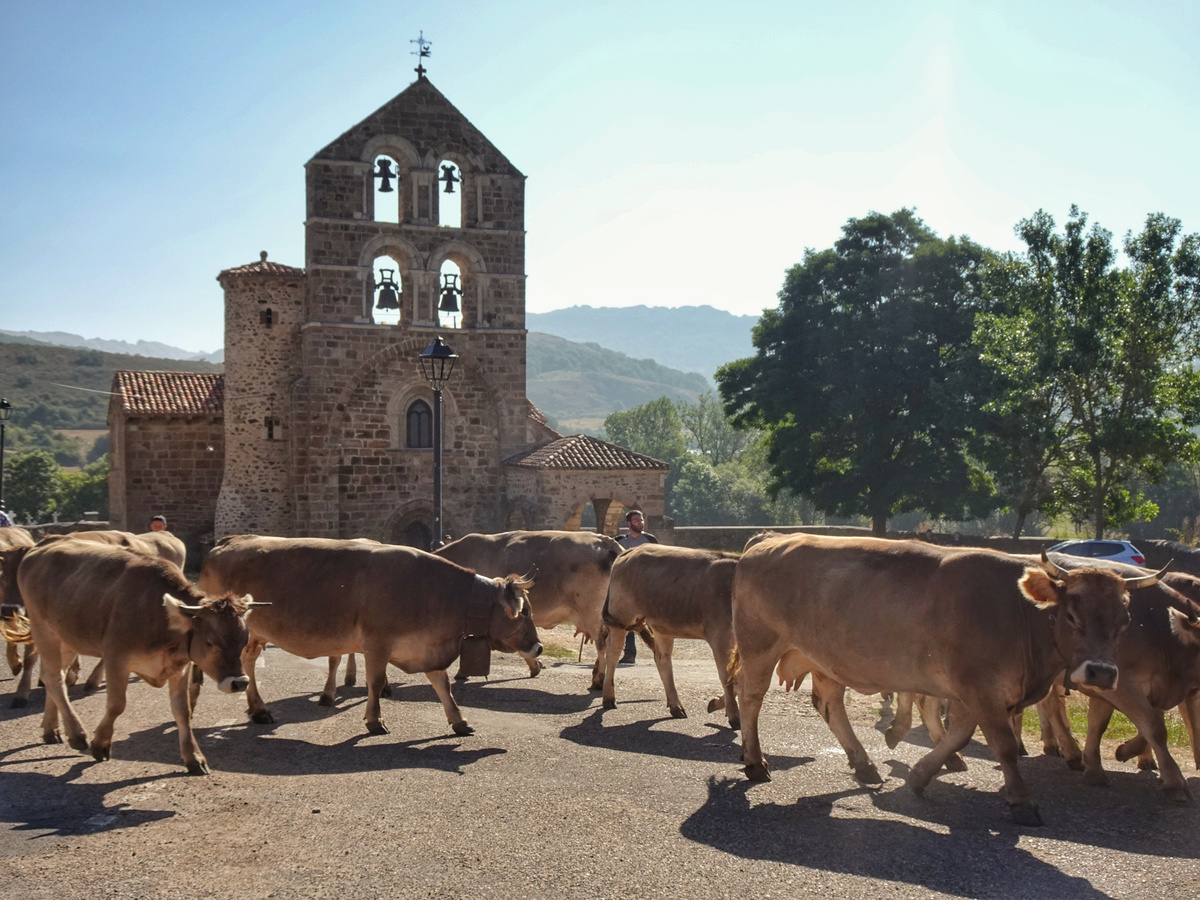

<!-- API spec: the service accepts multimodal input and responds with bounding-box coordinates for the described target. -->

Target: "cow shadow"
[558,707,811,771]
[450,679,605,717]
[680,776,1114,899]
[0,766,174,839]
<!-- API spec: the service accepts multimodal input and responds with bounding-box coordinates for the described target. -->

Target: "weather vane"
[412,31,431,79]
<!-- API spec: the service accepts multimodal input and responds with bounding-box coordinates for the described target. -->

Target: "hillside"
[0,329,222,363]
[527,304,758,379]
[0,338,222,430]
[527,332,709,433]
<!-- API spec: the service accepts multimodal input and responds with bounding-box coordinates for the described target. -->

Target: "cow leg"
[1183,695,1200,770]
[89,658,132,763]
[884,692,917,749]
[426,670,473,736]
[1081,695,1116,787]
[600,625,626,710]
[917,694,967,773]
[590,624,609,692]
[11,642,37,708]
[344,652,357,687]
[33,634,88,752]
[1008,710,1028,756]
[650,636,687,719]
[1114,733,1154,768]
[241,636,274,724]
[320,656,341,707]
[1037,686,1083,769]
[907,701,977,795]
[84,656,105,693]
[705,631,739,730]
[810,671,881,785]
[6,639,19,675]
[168,665,209,775]
[362,652,390,734]
[737,649,787,782]
[1112,698,1191,803]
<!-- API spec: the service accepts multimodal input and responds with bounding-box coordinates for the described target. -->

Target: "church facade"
[108,75,667,550]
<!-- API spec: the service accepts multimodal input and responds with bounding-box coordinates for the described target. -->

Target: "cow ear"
[163,594,200,633]
[499,576,527,619]
[1019,568,1061,609]
[1169,606,1200,647]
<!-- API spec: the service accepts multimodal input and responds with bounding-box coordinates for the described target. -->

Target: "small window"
[266,416,282,441]
[260,308,274,327]
[406,400,432,448]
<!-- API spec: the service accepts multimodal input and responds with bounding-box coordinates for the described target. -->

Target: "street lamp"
[0,398,11,514]
[418,338,458,550]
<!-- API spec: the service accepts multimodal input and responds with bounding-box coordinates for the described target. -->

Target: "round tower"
[214,252,305,538]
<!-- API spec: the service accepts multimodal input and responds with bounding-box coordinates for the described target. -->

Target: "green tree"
[982,207,1200,538]
[56,456,110,521]
[603,397,688,468]
[718,210,995,535]
[676,391,752,465]
[5,450,61,521]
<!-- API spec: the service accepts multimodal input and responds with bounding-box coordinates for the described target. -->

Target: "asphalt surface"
[2,632,1199,899]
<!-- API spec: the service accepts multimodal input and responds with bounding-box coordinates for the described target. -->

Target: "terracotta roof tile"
[526,399,548,425]
[504,434,669,471]
[220,251,304,278]
[113,371,224,417]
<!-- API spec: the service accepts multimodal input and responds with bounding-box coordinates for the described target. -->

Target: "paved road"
[2,634,1199,899]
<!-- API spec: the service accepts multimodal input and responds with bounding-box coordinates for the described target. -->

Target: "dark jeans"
[622,630,637,659]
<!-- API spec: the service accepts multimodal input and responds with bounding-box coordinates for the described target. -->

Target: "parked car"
[1045,539,1146,566]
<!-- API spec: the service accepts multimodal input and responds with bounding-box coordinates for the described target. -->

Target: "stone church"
[108,73,667,552]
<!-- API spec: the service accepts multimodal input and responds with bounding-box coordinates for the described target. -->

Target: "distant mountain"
[527,305,758,379]
[0,330,223,363]
[527,332,709,433]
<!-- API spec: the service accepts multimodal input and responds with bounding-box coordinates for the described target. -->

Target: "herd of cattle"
[2,525,1200,828]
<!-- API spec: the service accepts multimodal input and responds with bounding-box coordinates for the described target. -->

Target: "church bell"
[374,269,401,310]
[374,158,396,193]
[438,273,461,312]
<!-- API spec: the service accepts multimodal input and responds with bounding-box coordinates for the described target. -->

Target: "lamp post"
[0,398,11,514]
[418,338,458,550]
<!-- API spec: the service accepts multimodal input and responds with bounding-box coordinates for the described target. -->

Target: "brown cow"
[436,531,622,687]
[732,533,1151,826]
[197,535,542,736]
[134,531,187,569]
[1,526,37,697]
[0,539,258,773]
[1027,562,1200,802]
[600,544,740,727]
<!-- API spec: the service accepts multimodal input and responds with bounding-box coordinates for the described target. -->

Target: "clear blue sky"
[1,1,1196,354]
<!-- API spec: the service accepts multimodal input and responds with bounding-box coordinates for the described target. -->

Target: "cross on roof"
[411,31,431,79]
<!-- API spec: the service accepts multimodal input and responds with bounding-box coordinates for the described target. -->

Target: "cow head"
[164,593,268,693]
[486,573,542,660]
[1021,555,1139,691]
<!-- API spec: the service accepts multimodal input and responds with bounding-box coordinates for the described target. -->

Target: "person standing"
[0,509,12,528]
[615,509,657,664]
[149,515,168,532]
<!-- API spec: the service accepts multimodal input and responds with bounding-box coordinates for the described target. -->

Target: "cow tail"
[727,647,742,685]
[0,613,32,645]
[633,619,656,651]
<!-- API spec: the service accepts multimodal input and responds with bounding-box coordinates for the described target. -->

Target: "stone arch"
[562,491,644,533]
[359,236,426,323]
[429,240,488,328]
[386,501,435,549]
[385,382,434,449]
[362,135,421,168]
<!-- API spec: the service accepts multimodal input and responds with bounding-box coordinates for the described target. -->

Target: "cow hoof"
[186,761,211,776]
[68,735,90,753]
[1009,802,1044,827]
[452,722,475,737]
[1065,757,1084,772]
[1163,786,1191,805]
[883,727,901,750]
[366,721,390,735]
[90,745,111,762]
[1083,770,1109,788]
[83,682,102,695]
[943,754,968,773]
[10,662,21,676]
[706,697,725,713]
[670,706,688,719]
[589,679,603,692]
[453,673,469,682]
[854,764,884,786]
[744,762,772,783]
[1138,758,1159,772]
[251,710,276,725]
[1114,740,1139,763]
[10,697,28,709]
[602,698,616,710]
[344,675,357,688]
[728,717,740,732]
[380,684,394,698]
[43,732,63,745]
[1016,744,1029,758]
[318,694,335,707]
[1043,744,1062,758]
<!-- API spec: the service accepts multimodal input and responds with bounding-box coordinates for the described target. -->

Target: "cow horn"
[1041,550,1069,580]
[163,593,205,614]
[522,565,539,582]
[1124,561,1172,590]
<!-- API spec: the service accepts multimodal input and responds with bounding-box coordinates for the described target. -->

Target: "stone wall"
[667,525,1064,555]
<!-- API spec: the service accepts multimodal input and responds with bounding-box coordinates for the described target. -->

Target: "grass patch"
[1020,694,1191,749]
[540,644,579,661]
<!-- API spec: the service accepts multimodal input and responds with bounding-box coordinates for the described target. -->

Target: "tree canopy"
[717,209,994,534]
